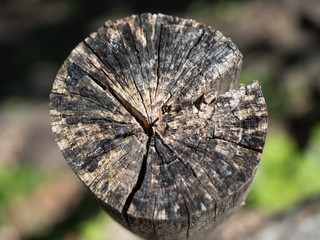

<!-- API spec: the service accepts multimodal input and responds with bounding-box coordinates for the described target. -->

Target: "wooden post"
[49,13,268,240]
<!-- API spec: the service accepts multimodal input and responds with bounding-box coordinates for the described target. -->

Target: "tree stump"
[49,13,268,240]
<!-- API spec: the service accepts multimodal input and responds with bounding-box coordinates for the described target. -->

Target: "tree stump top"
[49,13,268,240]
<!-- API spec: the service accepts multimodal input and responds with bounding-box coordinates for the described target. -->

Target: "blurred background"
[0,0,320,239]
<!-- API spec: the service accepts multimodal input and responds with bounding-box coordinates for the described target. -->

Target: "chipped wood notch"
[49,13,268,240]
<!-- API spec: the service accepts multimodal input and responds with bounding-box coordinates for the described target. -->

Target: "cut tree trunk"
[49,13,268,240]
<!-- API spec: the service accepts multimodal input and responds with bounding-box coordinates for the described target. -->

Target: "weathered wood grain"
[49,13,268,240]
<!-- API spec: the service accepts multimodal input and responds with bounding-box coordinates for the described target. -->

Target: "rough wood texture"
[49,13,268,240]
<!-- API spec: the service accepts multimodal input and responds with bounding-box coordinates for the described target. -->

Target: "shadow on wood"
[49,13,268,240]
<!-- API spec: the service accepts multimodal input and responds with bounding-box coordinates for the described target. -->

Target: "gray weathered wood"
[49,13,268,240]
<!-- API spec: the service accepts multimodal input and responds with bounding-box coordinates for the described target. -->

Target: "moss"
[247,124,320,213]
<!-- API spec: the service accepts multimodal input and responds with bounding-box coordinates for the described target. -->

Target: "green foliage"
[247,124,320,213]
[77,212,110,240]
[0,165,45,221]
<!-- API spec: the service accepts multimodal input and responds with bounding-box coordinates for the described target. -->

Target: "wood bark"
[49,13,268,240]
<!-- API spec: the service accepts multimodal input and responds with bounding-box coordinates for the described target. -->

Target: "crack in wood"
[154,139,191,240]
[115,23,151,124]
[138,14,155,122]
[125,21,152,123]
[84,33,144,112]
[162,35,238,108]
[82,41,134,100]
[154,24,163,110]
[88,149,134,188]
[214,136,264,153]
[183,139,221,201]
[80,134,139,173]
[155,25,207,112]
[78,61,151,135]
[107,83,152,135]
[184,27,207,61]
[156,133,220,205]
[122,136,151,228]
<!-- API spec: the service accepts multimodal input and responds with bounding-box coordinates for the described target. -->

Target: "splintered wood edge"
[49,13,267,240]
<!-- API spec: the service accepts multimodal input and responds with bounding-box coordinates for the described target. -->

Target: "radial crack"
[82,41,140,107]
[122,137,151,227]
[154,140,191,240]
[79,64,151,135]
[107,84,152,135]
[154,24,163,105]
[126,22,152,124]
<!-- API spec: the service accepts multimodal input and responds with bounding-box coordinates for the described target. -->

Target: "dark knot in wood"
[49,13,268,240]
